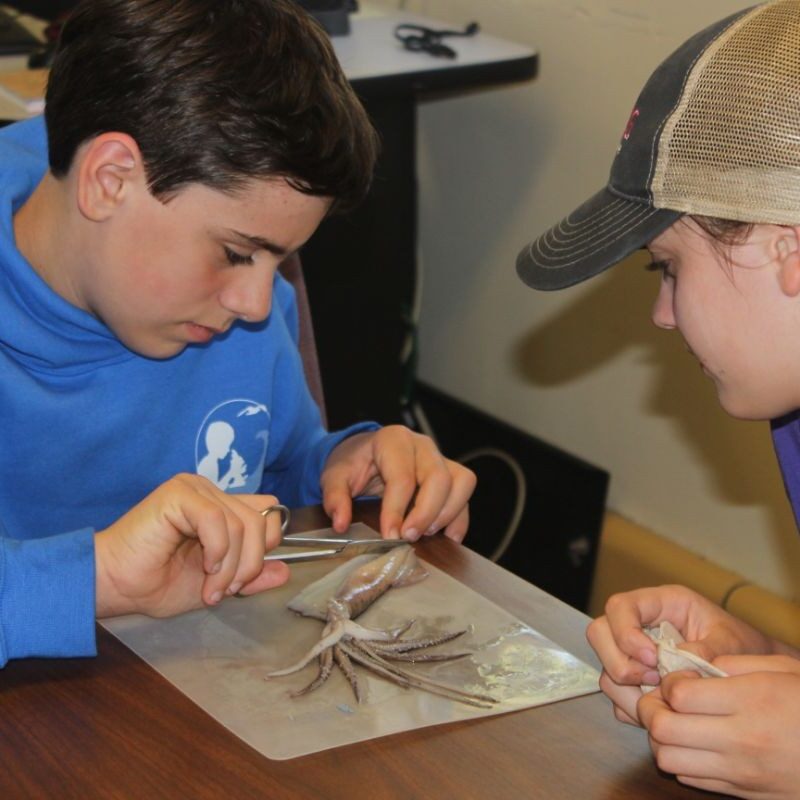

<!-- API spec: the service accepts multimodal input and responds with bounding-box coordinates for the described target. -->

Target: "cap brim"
[516,188,682,290]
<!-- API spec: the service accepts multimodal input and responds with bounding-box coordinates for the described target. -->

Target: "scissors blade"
[263,536,406,563]
[336,538,408,557]
[263,547,344,563]
[276,535,351,547]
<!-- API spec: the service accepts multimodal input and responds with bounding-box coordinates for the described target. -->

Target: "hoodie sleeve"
[262,416,380,508]
[0,526,97,668]
[259,276,380,507]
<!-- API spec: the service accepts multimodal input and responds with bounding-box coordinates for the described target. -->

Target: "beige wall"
[368,0,800,601]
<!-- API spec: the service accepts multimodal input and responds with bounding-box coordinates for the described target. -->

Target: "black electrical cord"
[394,21,479,59]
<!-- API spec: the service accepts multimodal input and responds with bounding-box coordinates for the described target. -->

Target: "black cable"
[394,21,479,59]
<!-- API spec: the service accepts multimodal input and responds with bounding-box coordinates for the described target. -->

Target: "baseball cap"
[517,1,800,291]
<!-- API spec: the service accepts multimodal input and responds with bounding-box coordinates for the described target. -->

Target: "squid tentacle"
[332,644,361,703]
[342,641,495,709]
[341,619,410,642]
[368,629,468,653]
[354,640,496,705]
[264,618,347,677]
[371,650,471,663]
[291,646,334,697]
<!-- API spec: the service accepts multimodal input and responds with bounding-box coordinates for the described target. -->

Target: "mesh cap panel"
[652,1,800,224]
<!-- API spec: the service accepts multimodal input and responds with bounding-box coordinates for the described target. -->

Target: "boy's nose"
[222,271,273,323]
[651,283,676,330]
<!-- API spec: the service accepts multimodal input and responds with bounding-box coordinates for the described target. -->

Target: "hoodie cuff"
[0,528,97,665]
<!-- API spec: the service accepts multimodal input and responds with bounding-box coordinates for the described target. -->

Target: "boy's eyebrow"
[227,229,289,257]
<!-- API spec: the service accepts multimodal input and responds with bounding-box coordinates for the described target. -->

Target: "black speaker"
[414,381,610,611]
[295,0,356,36]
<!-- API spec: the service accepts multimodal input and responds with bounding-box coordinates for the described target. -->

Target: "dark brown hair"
[45,0,379,212]
[691,215,753,247]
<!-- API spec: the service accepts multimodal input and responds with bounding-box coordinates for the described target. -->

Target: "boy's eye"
[644,259,674,279]
[224,246,255,266]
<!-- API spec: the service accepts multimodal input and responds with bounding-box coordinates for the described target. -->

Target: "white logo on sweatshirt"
[195,399,270,492]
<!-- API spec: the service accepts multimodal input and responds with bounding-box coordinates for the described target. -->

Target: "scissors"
[260,504,408,563]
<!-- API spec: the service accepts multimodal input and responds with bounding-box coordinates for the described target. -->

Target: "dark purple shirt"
[771,410,800,530]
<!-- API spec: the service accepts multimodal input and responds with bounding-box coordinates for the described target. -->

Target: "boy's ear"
[775,227,800,297]
[75,133,143,222]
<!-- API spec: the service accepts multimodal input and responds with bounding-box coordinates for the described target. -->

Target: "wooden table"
[0,503,722,799]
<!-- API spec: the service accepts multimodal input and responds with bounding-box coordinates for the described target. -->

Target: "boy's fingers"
[205,506,246,598]
[226,517,272,596]
[598,668,644,723]
[399,464,451,539]
[613,704,641,726]
[602,598,661,668]
[233,493,280,513]
[656,671,737,716]
[235,561,291,596]
[588,616,658,684]
[374,439,417,539]
[714,653,800,676]
[442,505,469,542]
[422,464,475,541]
[224,493,284,549]
[174,495,231,576]
[322,483,354,533]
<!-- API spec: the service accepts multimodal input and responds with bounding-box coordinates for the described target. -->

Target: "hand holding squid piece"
[320,425,477,543]
[265,545,496,708]
[94,474,290,618]
[586,584,783,725]
[587,585,800,798]
[636,654,800,798]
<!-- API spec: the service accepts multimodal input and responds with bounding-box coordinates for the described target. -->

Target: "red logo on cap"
[622,107,639,142]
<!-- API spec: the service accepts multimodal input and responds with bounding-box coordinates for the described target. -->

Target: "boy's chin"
[121,335,189,360]
[716,389,783,422]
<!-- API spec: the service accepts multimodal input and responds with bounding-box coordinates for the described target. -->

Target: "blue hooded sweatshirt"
[0,117,377,667]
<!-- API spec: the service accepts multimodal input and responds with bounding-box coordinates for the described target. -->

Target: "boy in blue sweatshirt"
[0,0,475,667]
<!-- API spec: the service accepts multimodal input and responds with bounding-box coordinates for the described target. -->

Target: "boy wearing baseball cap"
[518,2,800,796]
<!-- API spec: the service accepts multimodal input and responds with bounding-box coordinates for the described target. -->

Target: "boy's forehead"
[647,220,713,257]
[166,179,332,250]
[164,178,328,218]
[172,176,292,203]
[649,218,752,254]
[647,221,682,249]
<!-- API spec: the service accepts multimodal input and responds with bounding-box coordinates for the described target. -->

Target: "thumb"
[676,625,746,663]
[714,653,800,676]
[675,640,719,664]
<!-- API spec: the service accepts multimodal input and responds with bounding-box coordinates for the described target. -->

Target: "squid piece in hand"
[265,545,496,708]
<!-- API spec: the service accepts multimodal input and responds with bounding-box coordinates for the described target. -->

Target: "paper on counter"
[101,524,600,760]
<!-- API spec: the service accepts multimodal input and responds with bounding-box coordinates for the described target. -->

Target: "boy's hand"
[95,474,289,618]
[587,585,784,724]
[639,657,800,798]
[320,426,476,542]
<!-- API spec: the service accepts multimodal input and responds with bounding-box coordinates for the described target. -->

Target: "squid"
[265,545,496,708]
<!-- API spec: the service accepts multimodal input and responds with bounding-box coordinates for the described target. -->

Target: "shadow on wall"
[511,250,794,522]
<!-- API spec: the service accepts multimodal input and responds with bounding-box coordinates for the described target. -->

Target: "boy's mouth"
[185,322,224,343]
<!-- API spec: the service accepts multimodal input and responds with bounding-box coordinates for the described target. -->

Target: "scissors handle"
[261,503,291,532]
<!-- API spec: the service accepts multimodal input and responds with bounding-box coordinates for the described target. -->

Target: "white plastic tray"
[102,525,599,760]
